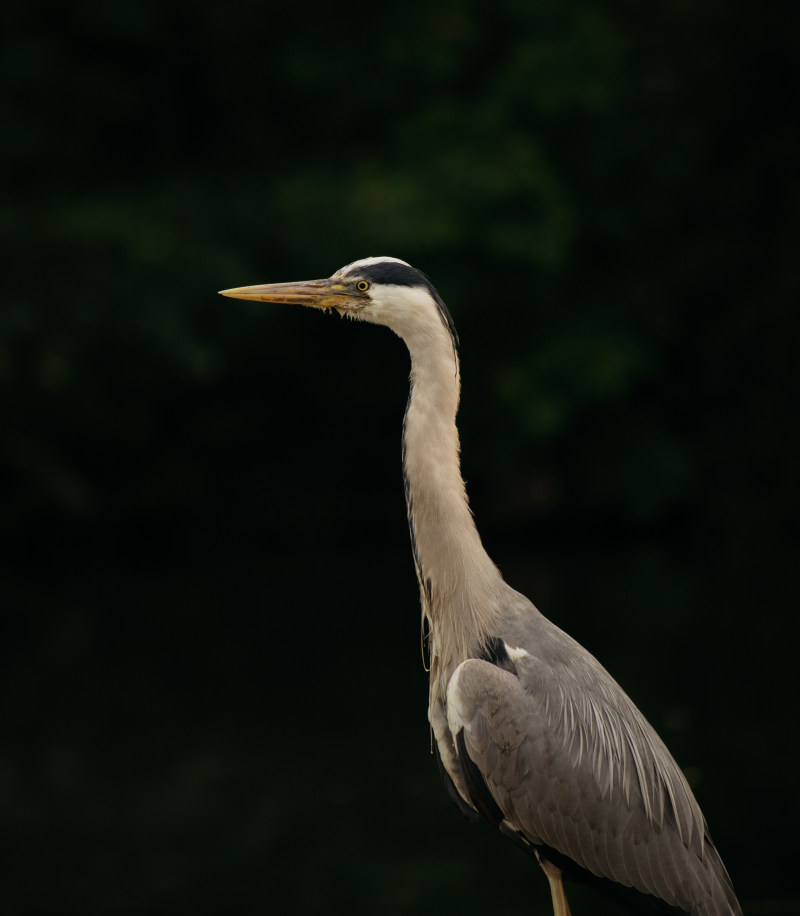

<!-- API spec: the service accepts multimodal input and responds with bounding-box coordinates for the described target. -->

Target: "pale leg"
[540,857,572,916]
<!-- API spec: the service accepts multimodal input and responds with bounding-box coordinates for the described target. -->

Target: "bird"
[219,256,741,916]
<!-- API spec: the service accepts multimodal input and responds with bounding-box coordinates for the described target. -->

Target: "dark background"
[3,1,799,913]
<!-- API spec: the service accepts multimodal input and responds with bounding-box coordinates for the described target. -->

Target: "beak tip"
[219,287,253,300]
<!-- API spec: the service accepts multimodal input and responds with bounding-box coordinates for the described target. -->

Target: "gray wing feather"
[446,648,740,916]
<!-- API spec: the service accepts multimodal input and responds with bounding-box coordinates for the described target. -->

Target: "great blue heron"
[220,257,741,916]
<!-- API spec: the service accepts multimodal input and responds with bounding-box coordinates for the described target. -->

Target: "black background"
[3,1,799,913]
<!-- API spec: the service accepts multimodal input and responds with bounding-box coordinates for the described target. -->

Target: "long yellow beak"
[218,278,357,311]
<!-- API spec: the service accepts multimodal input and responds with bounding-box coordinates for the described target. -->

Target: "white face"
[331,258,441,337]
[355,279,441,334]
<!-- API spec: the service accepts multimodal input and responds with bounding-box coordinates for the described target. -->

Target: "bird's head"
[219,256,459,350]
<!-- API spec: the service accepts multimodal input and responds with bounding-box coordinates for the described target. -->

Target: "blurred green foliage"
[2,1,799,913]
[3,0,797,543]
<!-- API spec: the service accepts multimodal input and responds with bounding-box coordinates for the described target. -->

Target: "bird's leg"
[539,857,572,916]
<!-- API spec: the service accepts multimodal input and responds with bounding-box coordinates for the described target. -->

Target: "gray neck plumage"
[400,312,505,683]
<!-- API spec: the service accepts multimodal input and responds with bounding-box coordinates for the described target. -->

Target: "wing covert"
[445,654,739,915]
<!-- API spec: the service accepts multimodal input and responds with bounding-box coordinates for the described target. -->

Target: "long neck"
[401,319,505,680]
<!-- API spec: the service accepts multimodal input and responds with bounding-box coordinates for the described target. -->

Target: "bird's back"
[433,588,741,916]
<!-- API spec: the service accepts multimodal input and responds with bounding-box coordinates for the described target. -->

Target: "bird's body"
[220,257,741,916]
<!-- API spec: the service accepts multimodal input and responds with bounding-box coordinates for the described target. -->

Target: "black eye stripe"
[351,262,422,287]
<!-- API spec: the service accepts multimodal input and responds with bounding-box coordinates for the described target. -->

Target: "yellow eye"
[357,280,370,292]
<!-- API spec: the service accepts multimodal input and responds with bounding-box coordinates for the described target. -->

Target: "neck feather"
[400,314,504,682]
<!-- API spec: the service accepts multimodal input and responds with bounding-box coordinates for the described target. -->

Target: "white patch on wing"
[505,643,531,662]
[445,661,472,736]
